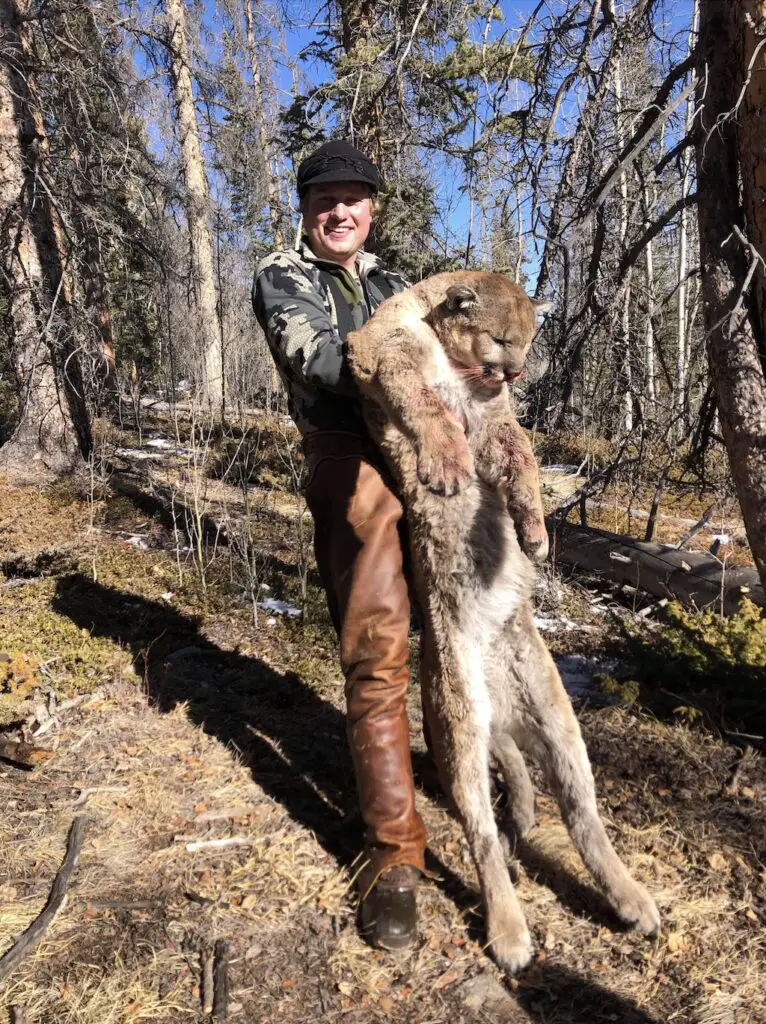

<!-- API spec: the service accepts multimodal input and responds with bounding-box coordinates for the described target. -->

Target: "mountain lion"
[346,271,659,975]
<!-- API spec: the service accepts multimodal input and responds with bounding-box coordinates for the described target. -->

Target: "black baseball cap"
[296,140,382,198]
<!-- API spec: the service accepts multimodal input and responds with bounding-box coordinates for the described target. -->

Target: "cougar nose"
[504,369,523,382]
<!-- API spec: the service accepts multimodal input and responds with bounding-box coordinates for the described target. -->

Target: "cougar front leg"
[350,328,473,496]
[520,639,660,936]
[424,653,532,975]
[475,418,548,562]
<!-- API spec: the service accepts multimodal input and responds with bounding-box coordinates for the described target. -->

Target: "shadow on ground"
[514,963,660,1023]
[51,574,693,1022]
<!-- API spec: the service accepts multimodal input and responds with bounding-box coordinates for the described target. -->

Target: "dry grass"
[0,447,765,1023]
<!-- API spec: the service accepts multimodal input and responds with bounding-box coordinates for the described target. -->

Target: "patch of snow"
[711,534,731,544]
[266,617,277,626]
[541,464,580,474]
[257,598,302,619]
[533,615,558,633]
[126,535,149,550]
[554,654,603,699]
[115,446,163,461]
[160,592,174,602]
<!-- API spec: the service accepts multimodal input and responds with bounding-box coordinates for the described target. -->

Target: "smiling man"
[252,141,426,952]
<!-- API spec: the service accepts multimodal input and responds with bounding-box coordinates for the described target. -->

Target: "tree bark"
[165,0,223,414]
[0,0,92,481]
[694,0,766,590]
[739,0,766,349]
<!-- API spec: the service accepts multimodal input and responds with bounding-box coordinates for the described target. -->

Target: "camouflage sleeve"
[253,255,358,398]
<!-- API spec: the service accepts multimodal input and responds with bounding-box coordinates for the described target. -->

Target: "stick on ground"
[212,939,229,1020]
[0,816,88,989]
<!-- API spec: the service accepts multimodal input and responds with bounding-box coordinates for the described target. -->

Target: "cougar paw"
[521,531,549,564]
[612,882,660,938]
[417,443,474,496]
[488,927,533,977]
[502,801,536,842]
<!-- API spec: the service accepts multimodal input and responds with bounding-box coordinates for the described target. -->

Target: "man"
[252,140,426,951]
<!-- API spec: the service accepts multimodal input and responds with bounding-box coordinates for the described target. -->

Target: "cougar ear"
[445,285,479,312]
[532,298,553,318]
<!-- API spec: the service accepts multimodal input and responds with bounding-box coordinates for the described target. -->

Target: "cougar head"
[432,273,550,394]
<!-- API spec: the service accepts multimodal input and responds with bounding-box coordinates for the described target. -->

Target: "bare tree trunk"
[165,0,223,414]
[694,0,766,590]
[675,0,699,435]
[644,232,657,407]
[614,55,634,432]
[0,0,91,482]
[242,0,286,249]
[81,223,118,402]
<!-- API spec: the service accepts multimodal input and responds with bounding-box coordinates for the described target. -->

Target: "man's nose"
[328,202,350,219]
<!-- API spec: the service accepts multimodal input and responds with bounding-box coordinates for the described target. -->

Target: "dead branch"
[0,816,88,989]
[618,192,699,280]
[551,457,640,519]
[581,56,696,224]
[673,503,717,550]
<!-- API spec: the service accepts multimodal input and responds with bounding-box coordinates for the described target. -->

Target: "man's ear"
[532,298,553,318]
[445,285,479,312]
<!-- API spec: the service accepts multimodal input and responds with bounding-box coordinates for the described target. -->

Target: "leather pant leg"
[305,448,427,893]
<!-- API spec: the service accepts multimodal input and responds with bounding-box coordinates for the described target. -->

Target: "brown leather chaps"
[304,432,427,892]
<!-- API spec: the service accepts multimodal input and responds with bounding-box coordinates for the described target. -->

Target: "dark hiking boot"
[358,864,420,951]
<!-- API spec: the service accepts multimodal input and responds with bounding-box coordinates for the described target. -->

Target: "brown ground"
[0,426,765,1023]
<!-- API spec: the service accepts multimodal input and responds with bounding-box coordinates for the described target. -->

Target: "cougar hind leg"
[491,730,536,841]
[516,633,660,937]
[423,642,533,976]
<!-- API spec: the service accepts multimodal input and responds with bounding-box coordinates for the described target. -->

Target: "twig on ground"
[0,816,88,989]
[0,738,53,769]
[88,899,159,910]
[10,1007,28,1024]
[180,837,253,853]
[193,806,264,823]
[722,747,752,797]
[213,939,229,1020]
[74,785,128,807]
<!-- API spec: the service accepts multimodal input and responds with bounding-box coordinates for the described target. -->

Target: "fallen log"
[546,517,764,616]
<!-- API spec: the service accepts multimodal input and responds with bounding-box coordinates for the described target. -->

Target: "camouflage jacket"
[252,238,407,436]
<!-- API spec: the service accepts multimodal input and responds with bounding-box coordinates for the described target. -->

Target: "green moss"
[0,579,128,696]
[595,673,640,705]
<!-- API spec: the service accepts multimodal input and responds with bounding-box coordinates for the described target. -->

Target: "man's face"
[301,181,374,268]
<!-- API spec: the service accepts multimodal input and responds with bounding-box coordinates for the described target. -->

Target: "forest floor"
[0,414,764,1024]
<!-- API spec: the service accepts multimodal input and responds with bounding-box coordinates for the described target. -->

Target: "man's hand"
[416,415,474,496]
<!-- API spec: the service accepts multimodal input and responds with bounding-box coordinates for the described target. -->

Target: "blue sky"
[180,0,696,267]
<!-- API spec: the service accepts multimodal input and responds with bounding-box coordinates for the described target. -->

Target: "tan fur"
[347,271,659,976]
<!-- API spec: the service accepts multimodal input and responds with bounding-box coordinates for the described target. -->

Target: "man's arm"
[253,255,358,397]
